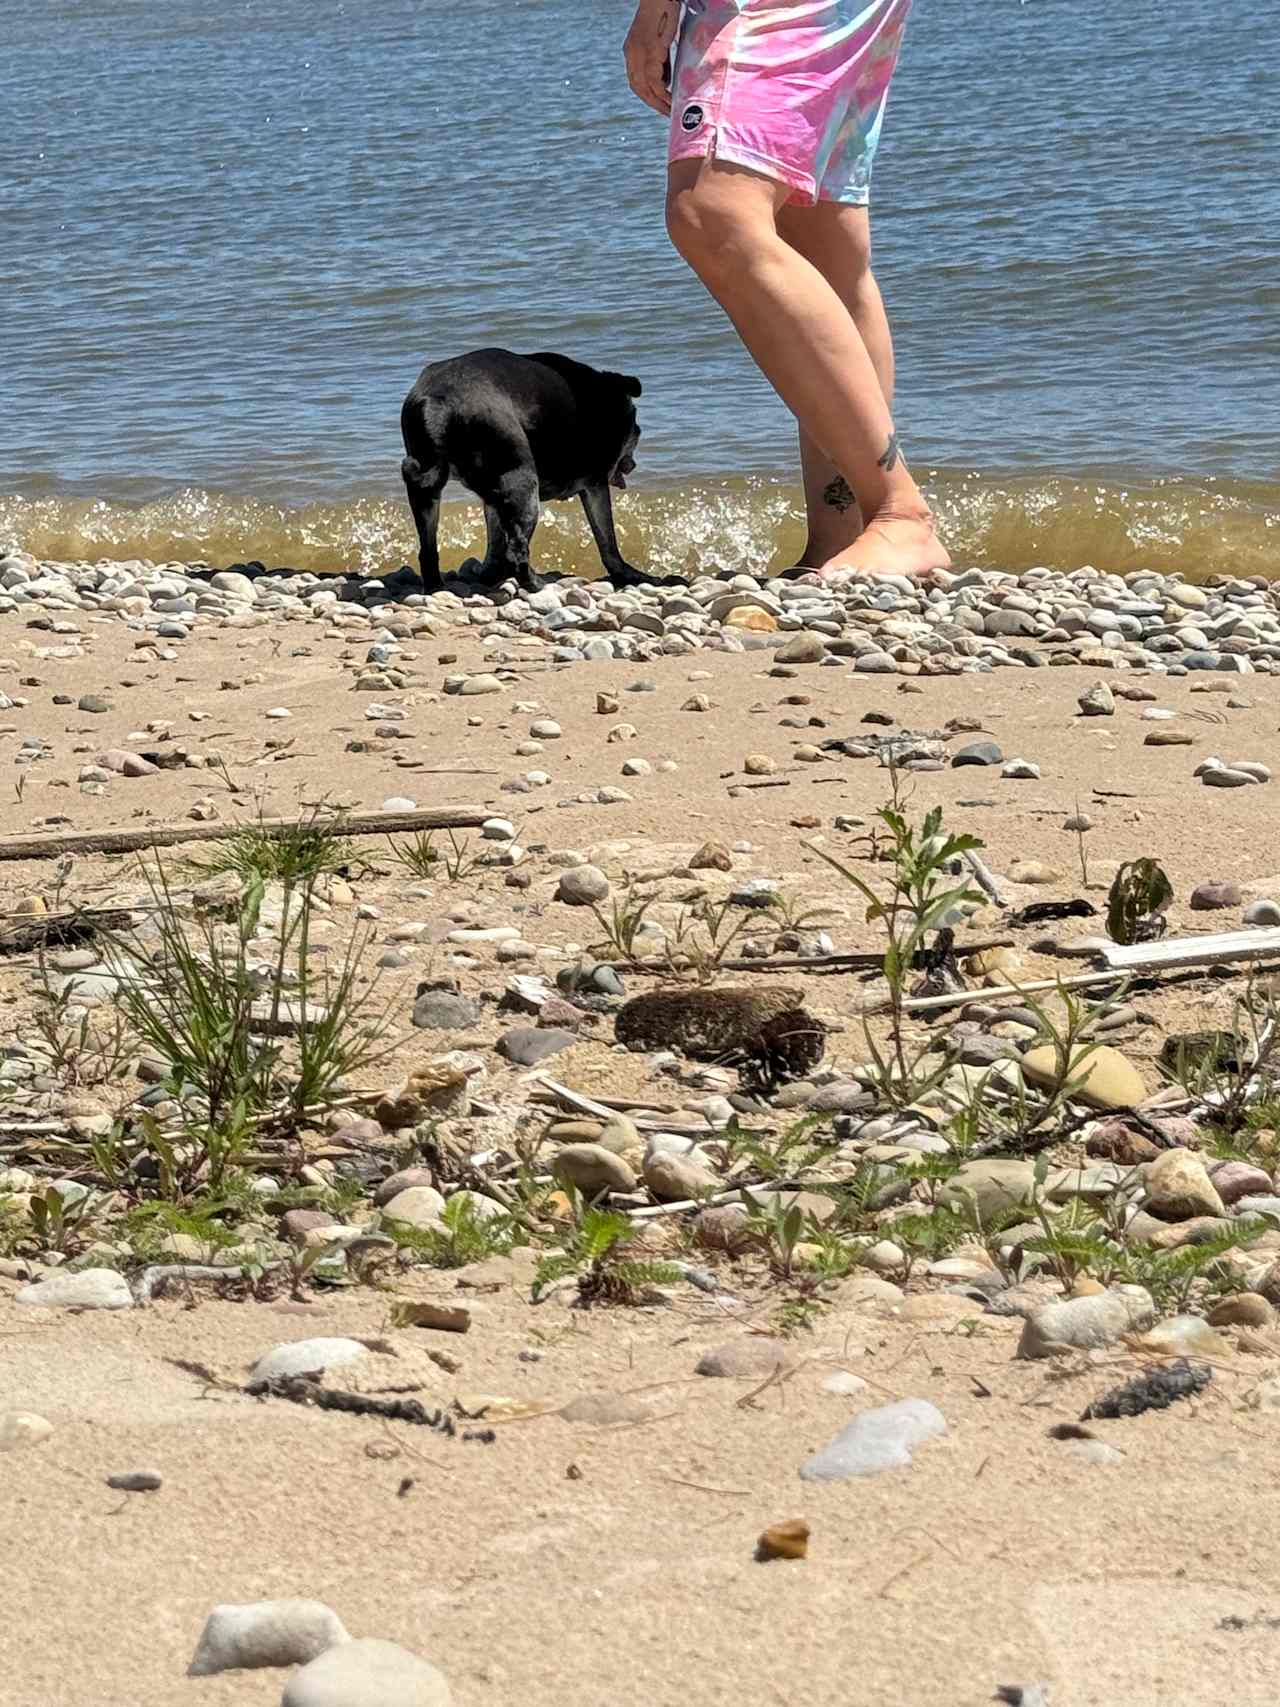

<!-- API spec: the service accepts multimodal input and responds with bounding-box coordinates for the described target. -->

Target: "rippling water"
[4,0,1278,576]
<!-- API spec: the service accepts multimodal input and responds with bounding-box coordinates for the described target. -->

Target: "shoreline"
[1,466,1276,583]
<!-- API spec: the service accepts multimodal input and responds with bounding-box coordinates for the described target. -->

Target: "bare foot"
[815,512,951,583]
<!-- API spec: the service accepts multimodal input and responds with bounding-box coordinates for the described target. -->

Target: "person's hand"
[624,1,679,117]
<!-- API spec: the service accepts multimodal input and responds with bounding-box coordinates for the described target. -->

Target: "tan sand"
[3,605,1280,1705]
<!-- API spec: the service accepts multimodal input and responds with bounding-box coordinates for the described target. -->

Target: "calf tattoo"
[822,475,856,513]
[877,431,901,472]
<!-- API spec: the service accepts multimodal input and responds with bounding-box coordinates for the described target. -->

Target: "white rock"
[187,1599,350,1676]
[248,1338,370,1383]
[282,1638,452,1707]
[15,1268,133,1310]
[1016,1286,1154,1359]
[0,1412,54,1451]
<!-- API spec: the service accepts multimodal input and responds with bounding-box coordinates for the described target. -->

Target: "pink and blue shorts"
[668,0,912,206]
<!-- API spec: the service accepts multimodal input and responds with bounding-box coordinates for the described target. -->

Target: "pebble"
[1145,728,1194,746]
[1017,1287,1155,1358]
[187,1599,350,1676]
[696,1336,796,1379]
[15,1268,133,1310]
[1078,682,1115,716]
[1144,1148,1226,1220]
[553,1145,638,1197]
[1190,879,1243,910]
[0,1412,54,1451]
[248,1338,371,1383]
[282,1638,452,1707]
[1207,1292,1276,1329]
[952,740,1003,767]
[1020,1043,1145,1110]
[1246,899,1280,927]
[557,865,610,906]
[411,990,481,1030]
[643,1150,720,1202]
[800,1399,947,1480]
[380,1187,447,1229]
[1132,1315,1230,1358]
[495,1026,577,1065]
[1002,758,1040,779]
[106,1469,163,1492]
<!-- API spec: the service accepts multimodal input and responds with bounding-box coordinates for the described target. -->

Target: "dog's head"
[601,370,642,490]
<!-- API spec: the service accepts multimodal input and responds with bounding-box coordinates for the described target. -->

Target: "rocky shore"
[4,545,1280,1707]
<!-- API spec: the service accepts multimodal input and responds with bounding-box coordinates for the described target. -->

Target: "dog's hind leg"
[400,456,447,592]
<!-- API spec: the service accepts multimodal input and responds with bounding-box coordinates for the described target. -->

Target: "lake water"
[3,0,1278,578]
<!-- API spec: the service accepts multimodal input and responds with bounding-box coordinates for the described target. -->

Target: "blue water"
[2,0,1277,575]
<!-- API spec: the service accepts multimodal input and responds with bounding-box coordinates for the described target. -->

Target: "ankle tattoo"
[877,432,901,473]
[822,475,856,513]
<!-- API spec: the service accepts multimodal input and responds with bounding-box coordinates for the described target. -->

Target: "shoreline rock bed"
[5,549,1280,675]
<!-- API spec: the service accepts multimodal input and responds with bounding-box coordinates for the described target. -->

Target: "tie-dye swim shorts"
[668,0,912,206]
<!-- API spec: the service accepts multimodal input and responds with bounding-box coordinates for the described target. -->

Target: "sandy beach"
[4,550,1280,1707]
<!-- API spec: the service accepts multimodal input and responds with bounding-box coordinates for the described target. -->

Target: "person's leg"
[667,155,948,580]
[775,201,897,565]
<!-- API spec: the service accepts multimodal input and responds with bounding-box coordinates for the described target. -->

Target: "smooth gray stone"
[15,1268,133,1310]
[248,1338,369,1383]
[799,1398,947,1480]
[188,1599,349,1676]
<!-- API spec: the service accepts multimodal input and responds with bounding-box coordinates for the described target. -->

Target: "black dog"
[400,348,644,598]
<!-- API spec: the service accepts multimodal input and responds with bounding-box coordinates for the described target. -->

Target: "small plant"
[533,1207,681,1306]
[28,954,134,1090]
[773,1295,825,1336]
[589,894,656,964]
[1116,1218,1267,1314]
[1162,983,1280,1136]
[1107,858,1173,946]
[942,982,1118,1155]
[721,1113,833,1185]
[808,780,986,1108]
[27,1184,94,1256]
[193,808,344,887]
[101,854,395,1197]
[669,894,754,981]
[887,1205,971,1277]
[125,1198,242,1260]
[743,1196,807,1278]
[392,832,441,879]
[389,1194,520,1269]
[393,829,483,883]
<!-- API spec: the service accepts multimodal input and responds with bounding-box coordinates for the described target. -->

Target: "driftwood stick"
[1099,927,1280,975]
[877,969,1128,1017]
[0,807,491,864]
[601,938,1014,978]
[963,850,1008,909]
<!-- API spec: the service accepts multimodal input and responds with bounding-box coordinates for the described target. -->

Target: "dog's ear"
[604,370,642,399]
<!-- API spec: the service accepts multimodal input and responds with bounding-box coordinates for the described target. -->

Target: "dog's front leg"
[580,485,645,587]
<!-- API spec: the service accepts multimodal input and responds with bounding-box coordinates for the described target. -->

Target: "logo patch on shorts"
[680,103,704,133]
